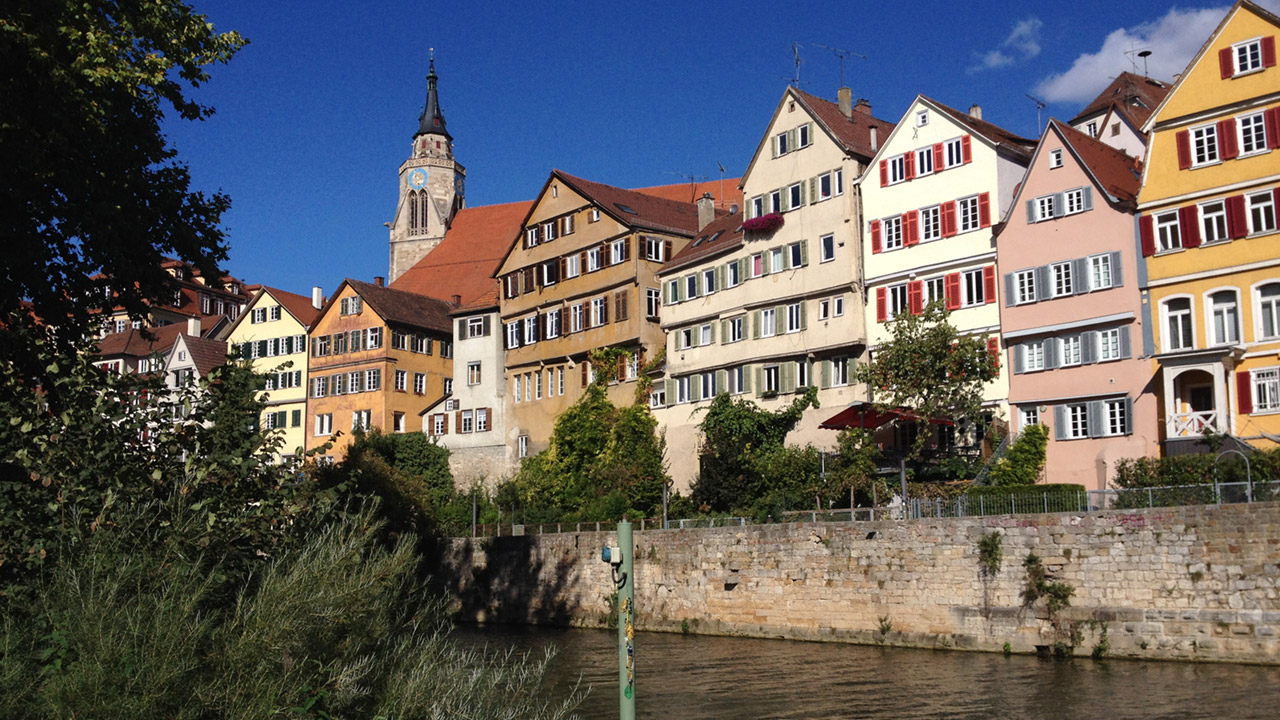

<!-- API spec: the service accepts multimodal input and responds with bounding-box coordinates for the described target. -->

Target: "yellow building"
[1137,0,1280,452]
[222,286,322,462]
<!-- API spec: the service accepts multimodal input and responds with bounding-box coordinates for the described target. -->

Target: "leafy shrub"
[988,424,1048,486]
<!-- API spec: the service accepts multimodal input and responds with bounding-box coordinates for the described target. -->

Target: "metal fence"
[462,480,1278,537]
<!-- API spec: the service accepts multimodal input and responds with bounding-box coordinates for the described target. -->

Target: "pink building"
[997,120,1160,490]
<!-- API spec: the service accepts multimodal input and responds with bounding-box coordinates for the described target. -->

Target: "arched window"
[1163,297,1193,351]
[1207,290,1239,346]
[1257,283,1280,340]
[409,190,418,230]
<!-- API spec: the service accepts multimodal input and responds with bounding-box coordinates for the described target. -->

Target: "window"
[727,260,741,287]
[888,155,906,184]
[391,412,405,433]
[1035,195,1056,222]
[769,247,784,274]
[1063,188,1085,215]
[523,316,538,346]
[1023,341,1045,372]
[728,366,746,395]
[832,296,845,317]
[535,372,543,399]
[1258,283,1280,339]
[760,308,776,338]
[1240,112,1267,155]
[786,303,804,333]
[685,275,698,300]
[676,327,694,351]
[817,170,843,201]
[882,216,903,251]
[475,408,489,432]
[831,357,850,386]
[414,372,426,395]
[818,299,831,320]
[888,284,909,318]
[727,316,744,343]
[916,109,930,127]
[1064,403,1088,439]
[1155,211,1181,252]
[518,435,529,458]
[1248,191,1277,235]
[750,254,764,278]
[365,369,382,391]
[513,375,522,403]
[787,242,803,268]
[962,269,986,307]
[920,206,940,242]
[819,234,835,263]
[1089,254,1113,290]
[340,296,362,316]
[395,369,407,391]
[795,360,809,388]
[1052,262,1073,296]
[1097,328,1122,361]
[562,214,575,235]
[558,367,564,396]
[1200,201,1228,244]
[1086,121,1098,138]
[1049,149,1063,169]
[703,268,717,295]
[1015,269,1037,305]
[769,189,782,214]
[565,253,581,279]
[269,306,281,321]
[587,247,602,272]
[775,130,790,155]
[646,288,660,319]
[1191,124,1219,166]
[505,321,519,349]
[1164,297,1194,351]
[591,298,606,327]
[644,237,665,262]
[590,207,601,223]
[1208,290,1240,345]
[957,196,980,232]
[1254,368,1280,412]
[650,384,666,408]
[787,182,802,210]
[750,195,764,218]
[915,147,934,176]
[467,362,482,386]
[676,376,690,404]
[571,304,584,333]
[1019,406,1040,431]
[1233,38,1264,75]
[611,239,627,265]
[699,324,713,346]
[312,376,328,398]
[700,371,716,399]
[541,221,557,244]
[546,309,561,339]
[922,279,943,308]
[763,365,780,394]
[251,307,267,324]
[314,413,333,436]
[525,227,539,248]
[945,137,964,168]
[1060,335,1082,366]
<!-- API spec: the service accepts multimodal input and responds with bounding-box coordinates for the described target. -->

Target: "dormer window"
[1049,149,1063,169]
[915,109,929,127]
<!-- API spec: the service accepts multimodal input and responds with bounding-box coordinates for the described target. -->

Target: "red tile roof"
[262,286,321,328]
[181,335,229,377]
[1052,120,1143,207]
[792,89,898,160]
[631,178,744,211]
[554,170,704,236]
[662,212,745,274]
[391,200,533,307]
[347,279,455,333]
[95,323,189,358]
[1068,72,1171,130]
[926,97,1037,161]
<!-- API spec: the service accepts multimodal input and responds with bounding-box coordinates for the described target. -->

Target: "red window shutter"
[945,273,961,310]
[1226,194,1248,239]
[870,220,882,254]
[1238,371,1254,415]
[904,152,916,180]
[908,281,923,315]
[941,201,957,237]
[441,415,449,435]
[978,192,991,228]
[623,237,632,261]
[879,159,889,187]
[579,250,588,270]
[1175,130,1192,170]
[983,265,996,304]
[1139,215,1156,256]
[1217,118,1239,160]
[904,211,919,246]
[455,411,462,433]
[616,354,626,381]
[581,362,589,386]
[987,337,1000,372]
[1179,205,1201,248]
[1266,108,1280,150]
[875,287,887,322]
[961,135,972,164]
[1262,36,1276,68]
[1220,47,1234,79]
[1275,187,1280,212]
[933,143,944,170]
[664,239,673,261]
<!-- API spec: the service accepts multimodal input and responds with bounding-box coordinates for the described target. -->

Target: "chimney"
[312,286,323,310]
[838,88,853,118]
[451,294,461,307]
[969,104,983,121]
[186,316,201,337]
[854,98,872,116]
[870,126,878,152]
[374,276,385,287]
[696,192,715,231]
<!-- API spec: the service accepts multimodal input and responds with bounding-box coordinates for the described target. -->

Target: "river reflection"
[454,624,1280,719]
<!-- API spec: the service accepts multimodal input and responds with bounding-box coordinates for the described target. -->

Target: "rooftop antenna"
[790,41,805,86]
[1123,46,1152,76]
[716,162,727,209]
[663,171,709,202]
[1026,94,1048,133]
[1137,49,1152,77]
[811,44,867,88]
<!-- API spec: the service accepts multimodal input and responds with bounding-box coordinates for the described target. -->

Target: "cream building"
[654,86,896,491]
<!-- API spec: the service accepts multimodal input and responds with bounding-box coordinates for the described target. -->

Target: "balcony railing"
[1168,410,1219,438]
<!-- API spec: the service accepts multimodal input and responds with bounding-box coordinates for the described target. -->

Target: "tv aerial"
[811,44,867,88]
[1026,94,1048,133]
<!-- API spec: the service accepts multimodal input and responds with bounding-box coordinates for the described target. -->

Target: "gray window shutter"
[1054,405,1067,440]
[754,367,762,397]
[716,369,728,394]
[720,319,729,341]
[482,316,491,336]
[1013,343,1025,374]
[1026,199,1036,223]
[799,301,808,330]
[694,274,702,297]
[781,362,796,393]
[1072,258,1089,294]
[457,318,465,337]
[1082,186,1094,211]
[752,311,761,339]
[691,379,702,403]
[1081,332,1097,364]
[801,240,809,267]
[1004,273,1016,306]
[821,360,831,388]
[743,366,752,393]
[1086,401,1104,438]
[1119,326,1132,359]
[1124,397,1134,434]
[709,323,717,344]
[771,135,779,158]
[1037,266,1052,299]
[716,264,725,288]
[1110,251,1124,287]
[1043,339,1059,370]
[1053,192,1067,217]
[809,177,818,204]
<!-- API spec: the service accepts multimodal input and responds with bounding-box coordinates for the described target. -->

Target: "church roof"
[415,59,451,140]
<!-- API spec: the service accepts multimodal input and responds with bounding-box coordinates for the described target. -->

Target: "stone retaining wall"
[438,502,1280,663]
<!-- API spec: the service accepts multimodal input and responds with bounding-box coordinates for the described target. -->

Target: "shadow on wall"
[433,535,583,626]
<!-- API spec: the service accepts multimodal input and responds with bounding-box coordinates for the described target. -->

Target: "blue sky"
[165,0,1279,296]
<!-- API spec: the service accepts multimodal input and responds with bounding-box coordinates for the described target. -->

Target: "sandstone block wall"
[438,502,1280,664]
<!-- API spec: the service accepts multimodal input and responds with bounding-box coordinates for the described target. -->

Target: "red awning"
[818,402,954,430]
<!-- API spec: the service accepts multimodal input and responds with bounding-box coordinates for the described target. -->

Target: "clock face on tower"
[407,168,428,190]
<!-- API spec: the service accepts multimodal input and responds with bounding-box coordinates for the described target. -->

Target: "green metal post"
[617,520,636,719]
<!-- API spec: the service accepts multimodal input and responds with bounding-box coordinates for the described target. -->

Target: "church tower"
[388,57,466,283]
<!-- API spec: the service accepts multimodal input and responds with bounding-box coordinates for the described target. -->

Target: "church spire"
[415,54,451,140]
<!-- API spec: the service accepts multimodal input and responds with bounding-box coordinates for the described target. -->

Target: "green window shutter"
[715,264,725,289]
[665,379,674,400]
[720,319,729,341]
[781,362,796,393]
[754,367,762,397]
[799,301,807,330]
[820,360,831,388]
[799,180,807,206]
[665,282,673,305]
[694,274,702,297]
[775,305,786,328]
[787,128,798,151]
[716,369,727,394]
[691,379,702,403]
[738,258,748,279]
[709,323,717,344]
[771,135,779,158]
[800,240,809,267]
[752,311,761,339]
[291,409,302,427]
[742,366,752,393]
[809,177,818,204]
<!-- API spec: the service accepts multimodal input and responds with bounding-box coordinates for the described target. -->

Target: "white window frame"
[787,182,802,210]
[1015,269,1037,305]
[565,253,581,279]
[920,206,940,242]
[887,283,909,318]
[727,316,744,343]
[413,372,426,395]
[1052,262,1073,297]
[1200,200,1229,244]
[1239,112,1268,156]
[888,155,906,184]
[944,137,964,168]
[1049,149,1063,169]
[820,234,835,263]
[727,260,741,287]
[1155,211,1182,252]
[1035,195,1055,222]
[786,302,803,333]
[1248,190,1277,236]
[1063,188,1085,215]
[1253,367,1280,413]
[1023,340,1046,372]
[1064,403,1089,439]
[958,196,980,232]
[1060,335,1082,366]
[611,239,627,265]
[882,216,903,251]
[1255,282,1280,340]
[1097,328,1122,361]
[546,308,561,339]
[831,357,850,386]
[587,247,602,272]
[1233,37,1264,75]
[763,365,780,394]
[523,316,538,346]
[915,147,934,176]
[591,297,606,328]
[646,288,661,319]
[1206,288,1241,346]
[1103,399,1128,437]
[314,413,333,436]
[395,369,407,392]
[750,253,764,279]
[703,268,717,295]
[1088,253,1114,290]
[1019,406,1040,431]
[1191,124,1219,167]
[1162,296,1196,352]
[467,361,482,386]
[962,269,985,307]
[676,376,690,404]
[760,308,776,338]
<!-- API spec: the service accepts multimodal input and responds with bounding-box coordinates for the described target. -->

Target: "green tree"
[987,423,1048,486]
[1,0,246,377]
[853,304,998,461]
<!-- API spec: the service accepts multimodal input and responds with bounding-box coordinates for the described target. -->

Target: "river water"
[455,625,1280,719]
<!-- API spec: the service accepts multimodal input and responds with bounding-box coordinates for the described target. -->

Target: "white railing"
[1168,410,1218,437]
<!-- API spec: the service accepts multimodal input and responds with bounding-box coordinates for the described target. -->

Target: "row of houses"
[96,1,1280,494]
